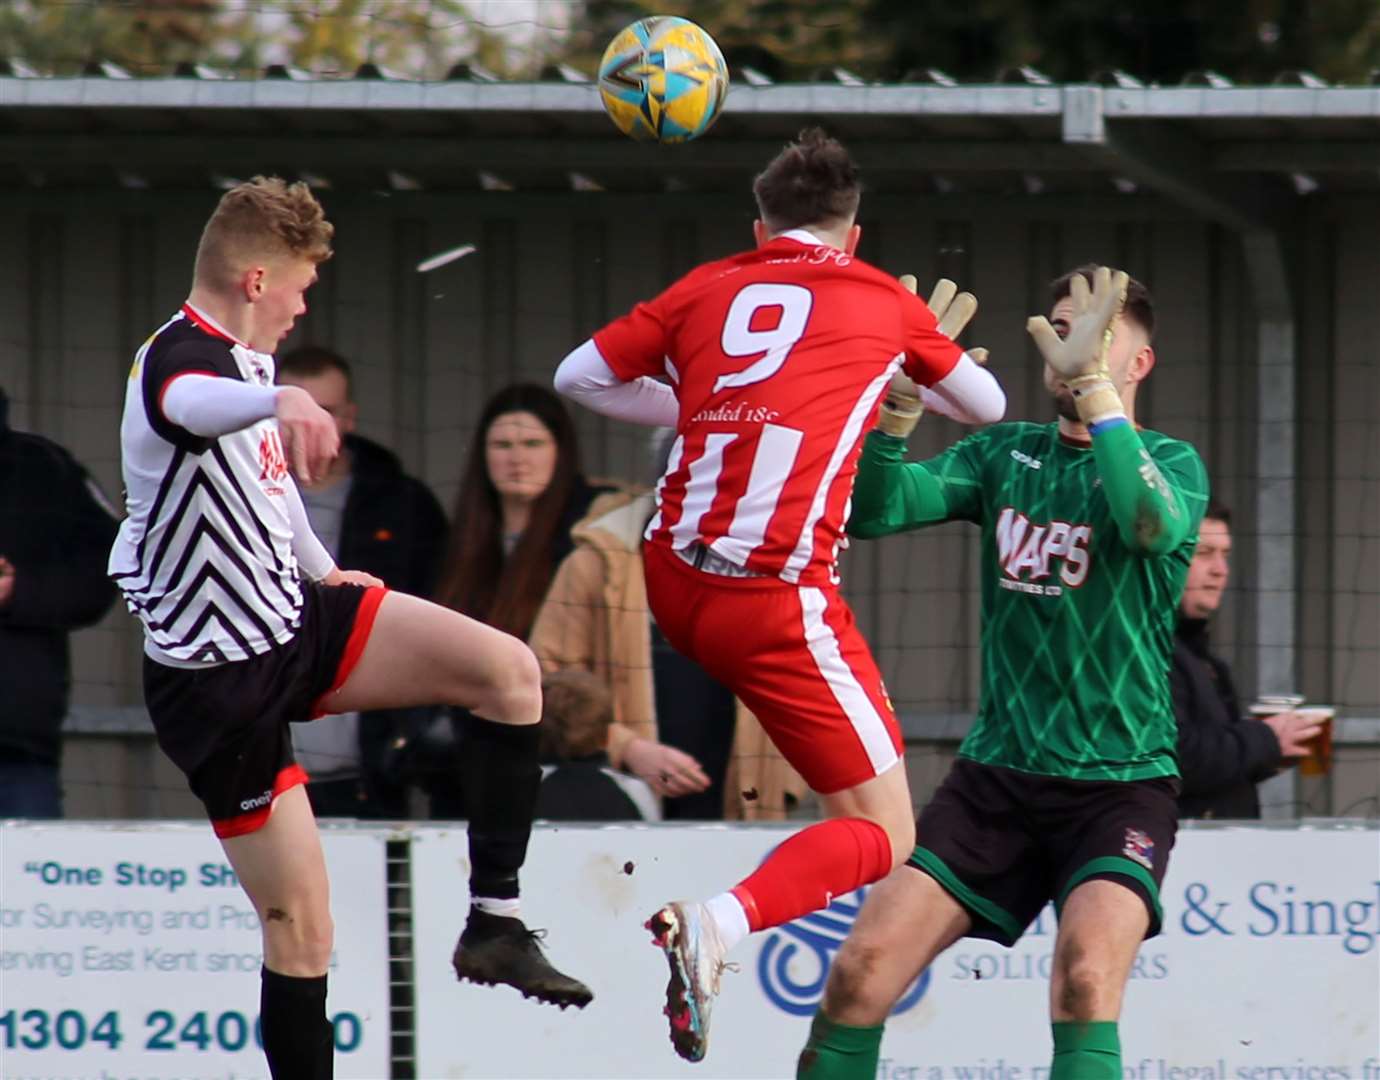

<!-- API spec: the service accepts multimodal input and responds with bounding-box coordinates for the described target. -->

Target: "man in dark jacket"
[0,386,120,817]
[277,347,449,818]
[1172,500,1320,818]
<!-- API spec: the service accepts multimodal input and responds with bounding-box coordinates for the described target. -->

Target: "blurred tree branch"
[1,0,1375,84]
[0,0,556,78]
[575,0,1380,85]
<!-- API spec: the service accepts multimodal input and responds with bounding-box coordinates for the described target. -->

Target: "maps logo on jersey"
[995,506,1092,593]
[1123,827,1155,870]
[757,886,930,1016]
[258,430,289,493]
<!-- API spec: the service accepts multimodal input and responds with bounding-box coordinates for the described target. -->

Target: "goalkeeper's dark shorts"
[143,582,387,839]
[908,758,1179,946]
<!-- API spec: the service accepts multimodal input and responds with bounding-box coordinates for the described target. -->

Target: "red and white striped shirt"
[593,231,964,586]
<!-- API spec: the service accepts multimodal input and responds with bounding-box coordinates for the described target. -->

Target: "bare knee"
[262,905,334,976]
[822,938,893,1027]
[1054,945,1113,1022]
[1056,967,1100,1022]
[471,638,541,725]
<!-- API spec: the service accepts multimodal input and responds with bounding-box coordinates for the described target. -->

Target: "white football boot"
[645,900,733,1063]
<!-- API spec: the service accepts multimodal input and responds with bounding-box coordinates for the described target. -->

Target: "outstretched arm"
[849,430,985,539]
[161,374,279,437]
[553,339,679,427]
[918,355,1005,424]
[884,276,1005,438]
[161,375,339,485]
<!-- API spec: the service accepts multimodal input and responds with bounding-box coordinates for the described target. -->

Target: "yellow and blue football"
[598,16,729,143]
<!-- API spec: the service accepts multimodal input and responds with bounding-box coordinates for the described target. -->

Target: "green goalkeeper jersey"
[850,420,1209,782]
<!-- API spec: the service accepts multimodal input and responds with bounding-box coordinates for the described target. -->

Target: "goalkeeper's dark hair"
[1051,265,1156,340]
[277,344,353,399]
[1203,499,1232,527]
[753,127,861,233]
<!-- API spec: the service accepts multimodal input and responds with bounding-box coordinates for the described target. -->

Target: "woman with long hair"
[434,383,600,639]
[427,384,709,817]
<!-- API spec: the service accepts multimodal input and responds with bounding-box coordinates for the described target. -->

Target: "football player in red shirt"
[556,128,1005,1062]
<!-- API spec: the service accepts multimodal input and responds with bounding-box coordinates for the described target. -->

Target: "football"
[597,16,729,143]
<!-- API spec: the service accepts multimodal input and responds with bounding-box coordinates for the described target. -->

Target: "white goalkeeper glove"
[878,275,987,439]
[1025,265,1129,426]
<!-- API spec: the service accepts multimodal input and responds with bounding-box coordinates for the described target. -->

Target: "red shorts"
[644,542,901,795]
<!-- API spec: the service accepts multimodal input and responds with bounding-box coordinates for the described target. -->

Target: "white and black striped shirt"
[110,304,307,667]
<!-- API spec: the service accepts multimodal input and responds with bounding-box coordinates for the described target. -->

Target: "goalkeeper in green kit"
[798,266,1209,1080]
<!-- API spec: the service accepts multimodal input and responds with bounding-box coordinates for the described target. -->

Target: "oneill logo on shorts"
[240,789,274,812]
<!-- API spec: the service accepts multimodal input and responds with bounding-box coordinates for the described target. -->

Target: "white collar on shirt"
[775,227,831,248]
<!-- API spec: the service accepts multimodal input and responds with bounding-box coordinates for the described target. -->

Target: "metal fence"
[1,78,1376,819]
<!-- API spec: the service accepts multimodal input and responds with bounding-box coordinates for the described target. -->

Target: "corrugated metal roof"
[1,67,1377,198]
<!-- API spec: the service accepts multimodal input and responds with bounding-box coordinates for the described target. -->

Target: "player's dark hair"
[277,345,353,399]
[1050,265,1156,340]
[539,670,614,761]
[1203,499,1232,527]
[752,127,861,233]
[435,383,582,639]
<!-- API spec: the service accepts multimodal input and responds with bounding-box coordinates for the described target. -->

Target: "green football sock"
[796,1010,884,1080]
[1051,1020,1121,1079]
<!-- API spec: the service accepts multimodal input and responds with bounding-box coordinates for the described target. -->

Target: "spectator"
[0,385,119,817]
[535,670,657,822]
[276,346,449,818]
[1172,499,1321,818]
[428,383,621,818]
[531,431,805,820]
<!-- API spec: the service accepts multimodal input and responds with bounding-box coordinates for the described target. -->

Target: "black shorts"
[910,758,1179,946]
[143,582,386,838]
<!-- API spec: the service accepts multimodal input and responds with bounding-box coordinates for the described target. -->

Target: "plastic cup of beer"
[1294,706,1336,776]
[1249,697,1333,776]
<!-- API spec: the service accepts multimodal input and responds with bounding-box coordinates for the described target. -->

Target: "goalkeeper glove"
[878,275,984,438]
[1025,265,1129,426]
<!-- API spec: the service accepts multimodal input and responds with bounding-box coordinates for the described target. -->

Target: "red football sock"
[731,817,893,932]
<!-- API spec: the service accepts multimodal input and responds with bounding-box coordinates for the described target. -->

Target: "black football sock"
[260,966,332,1080]
[459,715,541,906]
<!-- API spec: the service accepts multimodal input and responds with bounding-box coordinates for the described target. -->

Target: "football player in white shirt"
[112,176,590,1079]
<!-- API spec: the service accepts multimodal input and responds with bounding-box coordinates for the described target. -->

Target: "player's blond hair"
[193,176,334,293]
